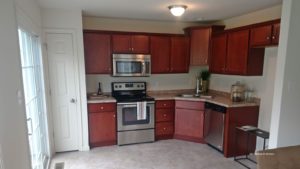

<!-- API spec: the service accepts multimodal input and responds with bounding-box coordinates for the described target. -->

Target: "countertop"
[87,90,260,108]
[149,90,260,108]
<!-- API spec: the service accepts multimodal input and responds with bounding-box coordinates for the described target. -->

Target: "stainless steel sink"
[179,94,213,99]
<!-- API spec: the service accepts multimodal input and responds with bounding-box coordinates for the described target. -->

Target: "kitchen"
[50,2,280,168]
[2,0,300,169]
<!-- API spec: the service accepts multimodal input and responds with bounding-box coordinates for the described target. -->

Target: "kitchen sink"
[88,94,110,100]
[179,94,213,99]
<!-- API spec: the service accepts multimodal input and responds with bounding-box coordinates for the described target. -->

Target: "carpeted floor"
[50,139,256,169]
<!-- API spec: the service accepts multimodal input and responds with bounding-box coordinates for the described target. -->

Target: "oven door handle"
[117,101,155,105]
[122,105,137,108]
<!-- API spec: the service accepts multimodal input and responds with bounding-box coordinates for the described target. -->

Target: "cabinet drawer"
[156,122,174,136]
[175,100,204,110]
[156,100,175,109]
[156,109,174,122]
[88,103,116,113]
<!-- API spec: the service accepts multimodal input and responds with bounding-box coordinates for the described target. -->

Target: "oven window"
[116,61,142,74]
[122,106,150,125]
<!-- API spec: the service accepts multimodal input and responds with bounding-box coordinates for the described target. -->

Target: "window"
[18,28,49,169]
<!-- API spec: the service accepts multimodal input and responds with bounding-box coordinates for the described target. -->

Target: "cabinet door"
[84,33,111,74]
[131,35,149,54]
[175,108,204,139]
[250,25,272,47]
[170,36,190,73]
[210,33,227,74]
[112,35,131,53]
[226,30,249,75]
[190,28,210,66]
[150,36,170,73]
[271,23,280,44]
[89,112,116,147]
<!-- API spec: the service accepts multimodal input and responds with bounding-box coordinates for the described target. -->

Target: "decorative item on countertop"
[200,70,210,94]
[245,88,255,102]
[230,81,245,102]
[97,82,103,96]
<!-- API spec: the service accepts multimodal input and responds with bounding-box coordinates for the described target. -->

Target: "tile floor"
[50,139,256,169]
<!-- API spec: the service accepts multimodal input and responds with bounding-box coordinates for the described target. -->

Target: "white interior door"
[46,32,79,152]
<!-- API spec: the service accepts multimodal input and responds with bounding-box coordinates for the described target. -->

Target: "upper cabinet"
[170,36,190,73]
[210,33,227,74]
[185,26,225,66]
[84,32,112,74]
[112,34,149,54]
[250,20,280,47]
[150,36,171,73]
[210,30,265,76]
[150,36,190,74]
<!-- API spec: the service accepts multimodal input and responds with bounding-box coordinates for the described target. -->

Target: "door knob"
[70,98,76,103]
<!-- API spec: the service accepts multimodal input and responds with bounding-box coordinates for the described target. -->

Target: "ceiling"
[37,0,282,22]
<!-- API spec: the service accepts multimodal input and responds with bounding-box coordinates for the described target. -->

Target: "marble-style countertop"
[149,90,260,108]
[86,90,260,108]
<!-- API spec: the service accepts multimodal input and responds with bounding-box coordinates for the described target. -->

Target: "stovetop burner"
[111,82,154,102]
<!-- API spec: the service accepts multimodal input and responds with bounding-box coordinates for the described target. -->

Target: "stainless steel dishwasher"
[204,102,226,152]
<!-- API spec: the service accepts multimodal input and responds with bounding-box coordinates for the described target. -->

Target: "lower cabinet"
[155,100,175,140]
[174,100,205,142]
[88,103,116,147]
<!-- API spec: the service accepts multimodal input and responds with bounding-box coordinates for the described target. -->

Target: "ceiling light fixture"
[168,5,187,17]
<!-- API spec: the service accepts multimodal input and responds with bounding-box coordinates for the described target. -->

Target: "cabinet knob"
[163,128,166,130]
[113,114,116,118]
[132,48,134,51]
[163,104,167,106]
[272,36,276,40]
[163,114,167,117]
[100,106,104,110]
[266,36,270,40]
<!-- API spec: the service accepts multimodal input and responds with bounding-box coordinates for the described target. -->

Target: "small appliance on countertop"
[112,82,155,146]
[231,81,246,102]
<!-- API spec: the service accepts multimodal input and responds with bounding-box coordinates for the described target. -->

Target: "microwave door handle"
[142,62,146,75]
[122,105,137,108]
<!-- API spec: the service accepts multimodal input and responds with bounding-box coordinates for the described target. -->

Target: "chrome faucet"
[195,78,202,96]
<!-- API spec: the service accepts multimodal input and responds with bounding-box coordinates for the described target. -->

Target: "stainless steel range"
[112,82,155,145]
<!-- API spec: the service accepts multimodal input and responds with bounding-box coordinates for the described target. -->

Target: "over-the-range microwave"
[112,54,151,77]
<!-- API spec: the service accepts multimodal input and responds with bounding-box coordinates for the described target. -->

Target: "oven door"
[117,102,155,131]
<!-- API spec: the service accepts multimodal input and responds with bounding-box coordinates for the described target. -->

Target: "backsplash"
[86,66,207,93]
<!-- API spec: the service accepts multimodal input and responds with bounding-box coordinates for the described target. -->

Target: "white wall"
[83,16,203,34]
[269,0,300,148]
[86,67,206,93]
[0,0,31,168]
[41,8,89,151]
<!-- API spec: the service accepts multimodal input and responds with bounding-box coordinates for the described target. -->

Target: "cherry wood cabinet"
[150,36,190,74]
[83,32,112,74]
[112,34,149,54]
[223,106,259,157]
[226,29,250,74]
[88,103,116,147]
[170,36,190,73]
[210,30,265,76]
[250,21,280,47]
[174,101,205,142]
[155,100,175,140]
[209,33,227,74]
[185,26,225,66]
[150,36,171,73]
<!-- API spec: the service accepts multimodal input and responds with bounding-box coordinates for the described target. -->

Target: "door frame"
[43,29,86,153]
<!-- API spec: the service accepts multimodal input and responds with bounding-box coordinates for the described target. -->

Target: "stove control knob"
[118,85,122,88]
[137,85,140,88]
